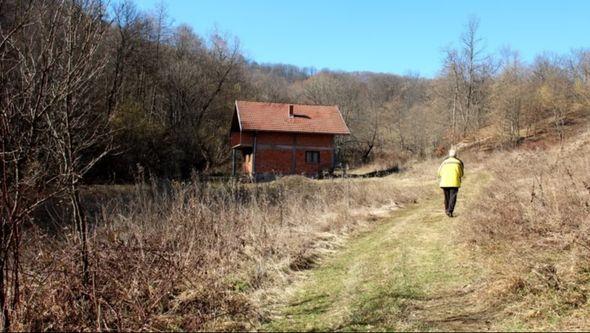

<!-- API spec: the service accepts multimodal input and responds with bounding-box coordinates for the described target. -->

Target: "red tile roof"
[235,100,350,135]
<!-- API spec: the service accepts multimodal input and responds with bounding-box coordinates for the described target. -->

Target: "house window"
[305,151,320,164]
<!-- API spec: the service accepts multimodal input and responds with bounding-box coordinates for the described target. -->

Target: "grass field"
[262,171,498,331]
[260,127,590,331]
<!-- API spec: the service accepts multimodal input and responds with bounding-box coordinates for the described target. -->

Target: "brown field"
[461,129,590,330]
[19,173,433,331]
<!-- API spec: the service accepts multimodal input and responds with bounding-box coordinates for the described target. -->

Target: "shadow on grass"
[347,166,401,178]
[333,288,427,330]
[284,292,332,317]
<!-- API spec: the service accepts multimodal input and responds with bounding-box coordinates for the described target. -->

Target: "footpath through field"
[263,171,493,331]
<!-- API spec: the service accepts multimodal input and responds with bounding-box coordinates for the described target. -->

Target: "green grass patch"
[262,172,490,332]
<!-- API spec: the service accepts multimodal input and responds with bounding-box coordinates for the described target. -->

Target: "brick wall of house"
[252,132,335,177]
[253,149,292,174]
[256,132,294,145]
[292,149,334,175]
[254,132,333,146]
[294,133,334,147]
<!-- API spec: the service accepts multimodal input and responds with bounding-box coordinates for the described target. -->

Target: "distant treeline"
[4,1,590,184]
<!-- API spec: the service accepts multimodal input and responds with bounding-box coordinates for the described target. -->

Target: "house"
[230,100,350,180]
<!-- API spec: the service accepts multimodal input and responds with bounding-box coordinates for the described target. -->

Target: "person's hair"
[449,149,457,157]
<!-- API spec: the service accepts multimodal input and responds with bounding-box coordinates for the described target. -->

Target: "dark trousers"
[442,187,459,215]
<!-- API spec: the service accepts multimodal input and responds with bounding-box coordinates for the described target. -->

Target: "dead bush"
[17,175,422,330]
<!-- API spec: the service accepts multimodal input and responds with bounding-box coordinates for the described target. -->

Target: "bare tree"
[442,16,494,138]
[106,0,142,116]
[148,1,170,116]
[567,49,590,109]
[2,4,111,324]
[492,48,528,145]
[43,0,110,287]
[532,54,574,145]
[0,1,67,329]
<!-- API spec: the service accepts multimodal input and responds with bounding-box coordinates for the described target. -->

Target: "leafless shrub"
[15,176,422,331]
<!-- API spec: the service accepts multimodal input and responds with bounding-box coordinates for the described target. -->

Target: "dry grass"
[16,174,428,331]
[16,127,590,330]
[462,129,590,329]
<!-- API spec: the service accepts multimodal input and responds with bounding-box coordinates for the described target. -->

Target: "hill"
[261,123,590,331]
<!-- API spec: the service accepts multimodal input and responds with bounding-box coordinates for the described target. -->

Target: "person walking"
[437,148,464,217]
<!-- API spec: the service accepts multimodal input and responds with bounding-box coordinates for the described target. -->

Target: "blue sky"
[136,0,590,77]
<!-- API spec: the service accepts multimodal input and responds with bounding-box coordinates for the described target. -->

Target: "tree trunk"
[70,185,89,288]
[0,238,9,332]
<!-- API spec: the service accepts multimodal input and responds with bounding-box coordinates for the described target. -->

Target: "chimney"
[288,104,294,118]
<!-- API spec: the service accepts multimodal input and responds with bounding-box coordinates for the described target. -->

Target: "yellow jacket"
[438,157,464,188]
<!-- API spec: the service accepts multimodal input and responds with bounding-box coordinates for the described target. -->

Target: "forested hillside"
[1,0,589,331]
[4,0,590,181]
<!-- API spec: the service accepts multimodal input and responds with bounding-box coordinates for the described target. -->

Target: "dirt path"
[262,172,495,331]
